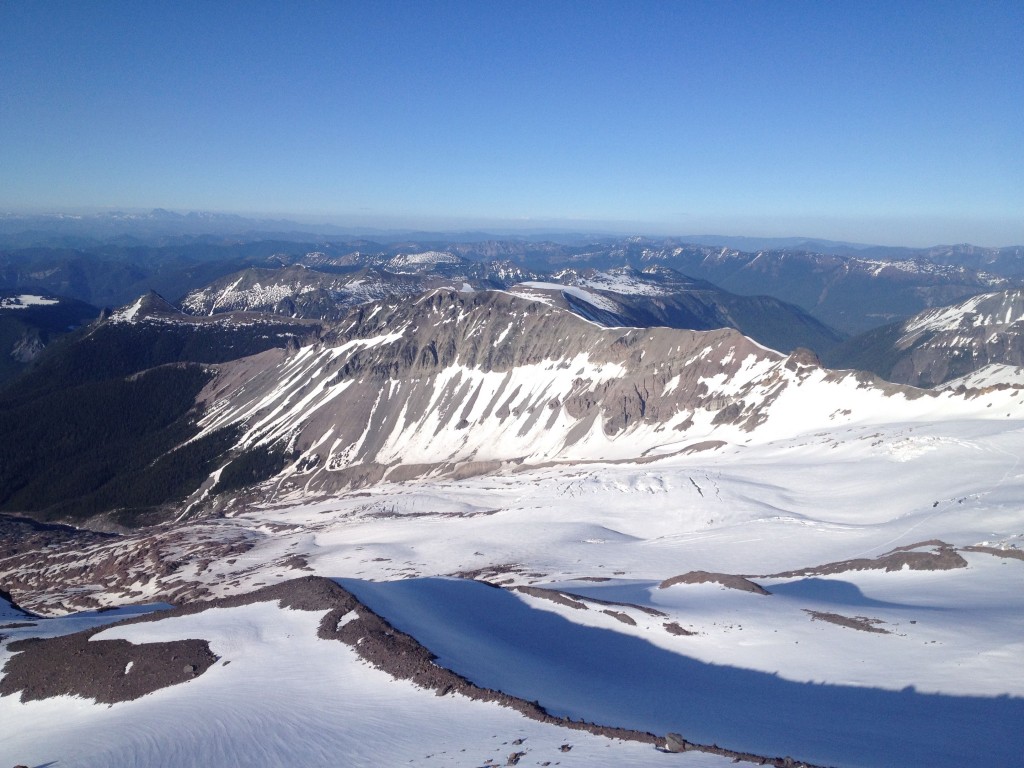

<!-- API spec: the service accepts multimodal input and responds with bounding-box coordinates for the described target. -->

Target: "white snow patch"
[0,294,60,309]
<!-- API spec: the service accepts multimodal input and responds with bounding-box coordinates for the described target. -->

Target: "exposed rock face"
[179,265,450,320]
[0,513,252,616]
[179,261,844,354]
[10,331,45,362]
[510,266,844,355]
[193,288,900,496]
[891,290,1024,387]
[665,732,690,752]
[829,289,1024,388]
[803,610,890,634]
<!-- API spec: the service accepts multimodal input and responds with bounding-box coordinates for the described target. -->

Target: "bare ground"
[514,584,668,617]
[0,632,217,704]
[961,545,1024,561]
[660,571,771,595]
[760,541,968,578]
[803,610,891,634]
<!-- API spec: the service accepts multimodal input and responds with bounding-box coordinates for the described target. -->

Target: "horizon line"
[1,206,1021,250]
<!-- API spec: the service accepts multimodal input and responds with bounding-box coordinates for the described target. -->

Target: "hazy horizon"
[3,204,1020,249]
[2,2,1021,248]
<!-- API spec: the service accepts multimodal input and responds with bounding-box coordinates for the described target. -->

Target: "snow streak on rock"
[193,289,946,495]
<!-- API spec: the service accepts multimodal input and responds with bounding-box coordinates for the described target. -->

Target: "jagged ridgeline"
[176,260,845,356]
[191,288,917,502]
[0,292,321,527]
[6,236,1021,340]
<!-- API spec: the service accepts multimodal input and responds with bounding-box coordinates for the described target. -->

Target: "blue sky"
[1,1,1021,245]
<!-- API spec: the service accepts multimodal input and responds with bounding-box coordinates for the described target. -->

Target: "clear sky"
[1,0,1021,245]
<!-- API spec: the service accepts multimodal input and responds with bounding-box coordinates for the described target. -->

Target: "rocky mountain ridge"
[6,277,1023,528]
[277,240,1024,334]
[178,262,843,355]
[188,289,947,511]
[5,235,1021,336]
[826,289,1024,388]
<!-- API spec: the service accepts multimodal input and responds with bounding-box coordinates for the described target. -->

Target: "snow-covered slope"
[943,362,1024,391]
[3,583,729,768]
[3,288,1024,768]
[343,569,1023,768]
[900,288,1024,343]
[4,433,1023,768]
[190,289,1015,502]
[0,294,60,309]
[385,250,469,272]
[3,463,1021,768]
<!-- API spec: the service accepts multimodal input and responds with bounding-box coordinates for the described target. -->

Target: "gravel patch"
[0,632,217,704]
[803,610,891,634]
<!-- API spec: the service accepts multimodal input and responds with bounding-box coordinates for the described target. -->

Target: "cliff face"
[195,289,922,494]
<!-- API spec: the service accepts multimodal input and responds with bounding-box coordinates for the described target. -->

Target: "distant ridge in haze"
[672,234,877,253]
[2,209,1022,252]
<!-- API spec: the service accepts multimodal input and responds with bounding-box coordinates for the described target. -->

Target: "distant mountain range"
[2,226,1024,529]
[5,273,1022,529]
[4,234,1021,336]
[177,262,842,355]
[2,208,1021,259]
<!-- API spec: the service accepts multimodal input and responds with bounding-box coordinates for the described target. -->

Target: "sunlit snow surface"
[0,294,60,309]
[3,402,1024,766]
[3,602,732,768]
[517,281,622,313]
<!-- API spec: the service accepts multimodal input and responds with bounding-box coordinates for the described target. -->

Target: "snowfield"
[3,406,1023,766]
[3,600,738,768]
[0,294,61,309]
[2,294,1023,766]
[341,573,1023,768]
